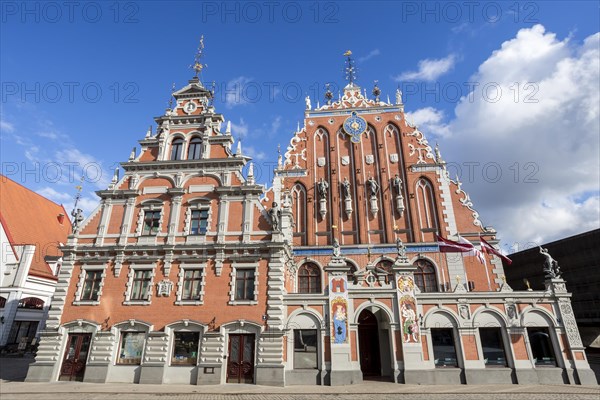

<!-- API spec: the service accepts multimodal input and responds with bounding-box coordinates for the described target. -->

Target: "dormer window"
[187,137,202,160]
[170,138,184,160]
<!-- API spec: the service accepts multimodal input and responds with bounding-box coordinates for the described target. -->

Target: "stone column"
[546,278,597,385]
[392,254,421,384]
[325,256,362,385]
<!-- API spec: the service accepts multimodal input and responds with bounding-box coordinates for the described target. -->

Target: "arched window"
[298,263,321,294]
[291,183,307,245]
[0,296,6,308]
[18,297,44,309]
[187,137,202,160]
[414,259,438,292]
[416,178,439,240]
[170,138,184,160]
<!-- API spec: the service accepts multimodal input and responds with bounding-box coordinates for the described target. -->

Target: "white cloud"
[224,76,254,108]
[430,25,600,250]
[1,119,15,133]
[396,54,457,82]
[230,118,249,138]
[358,49,380,63]
[245,146,267,161]
[405,107,451,138]
[37,186,72,203]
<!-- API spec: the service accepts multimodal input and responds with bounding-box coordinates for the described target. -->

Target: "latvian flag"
[435,234,472,253]
[480,236,513,265]
[458,235,487,265]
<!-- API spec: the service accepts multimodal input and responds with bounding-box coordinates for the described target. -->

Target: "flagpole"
[436,232,448,292]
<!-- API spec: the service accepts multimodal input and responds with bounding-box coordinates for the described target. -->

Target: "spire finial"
[344,50,357,86]
[277,144,282,168]
[190,35,205,78]
[168,82,175,109]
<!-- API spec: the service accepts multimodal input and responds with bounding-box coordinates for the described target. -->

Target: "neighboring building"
[504,229,600,379]
[0,175,70,352]
[25,50,596,386]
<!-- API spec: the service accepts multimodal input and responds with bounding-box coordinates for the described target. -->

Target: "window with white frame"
[117,331,146,365]
[171,331,200,365]
[176,265,206,305]
[187,137,202,160]
[74,265,106,305]
[136,202,164,237]
[170,138,184,160]
[124,266,155,304]
[184,201,211,236]
[228,263,259,305]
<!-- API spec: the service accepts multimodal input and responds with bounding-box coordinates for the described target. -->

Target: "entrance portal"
[358,309,381,377]
[226,334,255,383]
[59,333,91,381]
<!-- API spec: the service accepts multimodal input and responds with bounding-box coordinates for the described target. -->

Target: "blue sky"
[1,1,599,253]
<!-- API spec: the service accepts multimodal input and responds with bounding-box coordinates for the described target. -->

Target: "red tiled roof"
[0,175,71,280]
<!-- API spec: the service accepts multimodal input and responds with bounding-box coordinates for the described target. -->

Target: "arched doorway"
[357,309,381,378]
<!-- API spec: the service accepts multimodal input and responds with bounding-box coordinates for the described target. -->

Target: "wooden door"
[226,334,255,383]
[59,333,91,381]
[358,310,381,377]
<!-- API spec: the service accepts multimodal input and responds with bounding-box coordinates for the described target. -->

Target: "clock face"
[343,112,367,143]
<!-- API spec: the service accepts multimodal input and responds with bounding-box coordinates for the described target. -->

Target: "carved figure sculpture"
[317,178,329,199]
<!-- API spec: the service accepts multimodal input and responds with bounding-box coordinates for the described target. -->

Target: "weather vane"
[343,50,356,85]
[71,176,85,233]
[190,35,206,78]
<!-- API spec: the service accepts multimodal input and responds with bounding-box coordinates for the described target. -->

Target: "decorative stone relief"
[389,153,399,163]
[157,279,174,297]
[341,156,349,166]
[559,300,583,347]
[365,155,374,165]
[317,157,326,167]
[459,305,470,320]
[398,275,419,343]
[329,275,348,344]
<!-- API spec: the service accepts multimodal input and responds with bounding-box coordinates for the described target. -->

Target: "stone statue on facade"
[396,238,407,259]
[305,95,312,110]
[269,202,281,231]
[540,246,561,279]
[71,209,84,234]
[332,238,341,258]
[317,178,329,199]
[341,177,351,199]
[367,177,379,197]
[392,174,403,196]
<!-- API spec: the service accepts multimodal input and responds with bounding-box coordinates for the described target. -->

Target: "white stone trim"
[123,263,156,305]
[175,264,207,305]
[73,263,107,306]
[228,262,259,305]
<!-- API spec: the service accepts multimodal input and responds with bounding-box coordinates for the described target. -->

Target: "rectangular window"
[117,332,145,365]
[171,332,200,365]
[142,210,161,235]
[480,328,508,367]
[81,270,103,301]
[293,329,318,369]
[528,327,557,366]
[8,321,39,344]
[431,328,458,367]
[190,209,209,235]
[131,270,152,300]
[235,269,255,301]
[182,270,202,300]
